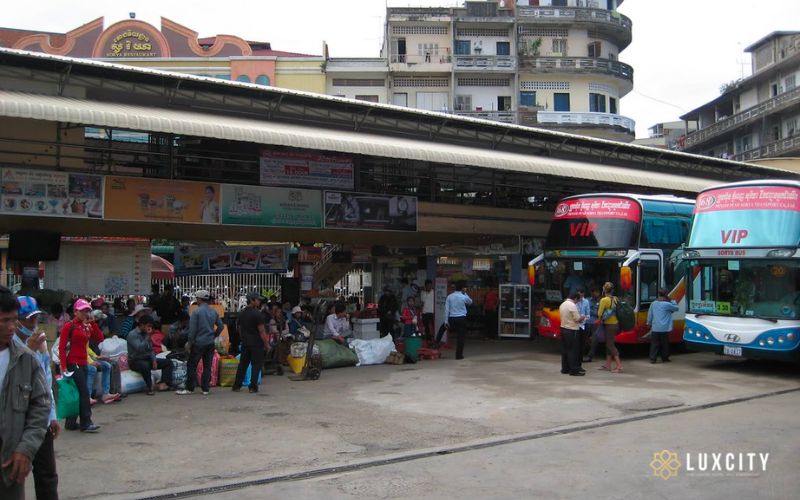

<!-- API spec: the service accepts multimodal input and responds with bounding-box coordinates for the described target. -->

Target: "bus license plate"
[723,345,742,357]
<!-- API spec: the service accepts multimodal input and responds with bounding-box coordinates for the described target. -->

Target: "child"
[400,296,420,338]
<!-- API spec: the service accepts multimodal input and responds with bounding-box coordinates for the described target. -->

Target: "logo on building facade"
[105,29,162,57]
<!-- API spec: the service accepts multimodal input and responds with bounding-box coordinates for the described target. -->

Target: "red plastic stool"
[416,347,441,360]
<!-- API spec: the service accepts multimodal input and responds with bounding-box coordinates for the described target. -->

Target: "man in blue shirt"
[646,288,679,363]
[444,281,472,360]
[575,286,591,371]
[177,290,223,395]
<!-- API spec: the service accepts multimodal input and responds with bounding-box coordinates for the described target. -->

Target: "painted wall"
[274,60,326,94]
[230,59,276,85]
[454,85,514,111]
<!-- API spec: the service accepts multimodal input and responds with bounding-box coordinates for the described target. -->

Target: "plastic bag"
[99,336,127,358]
[56,375,80,419]
[350,335,397,366]
[315,339,359,369]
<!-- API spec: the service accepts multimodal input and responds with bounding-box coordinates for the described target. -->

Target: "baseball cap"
[291,306,303,315]
[17,296,42,319]
[74,298,92,312]
[195,290,210,300]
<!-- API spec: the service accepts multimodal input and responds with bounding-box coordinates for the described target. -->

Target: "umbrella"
[151,254,175,280]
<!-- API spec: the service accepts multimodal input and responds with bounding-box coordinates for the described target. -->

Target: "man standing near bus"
[559,292,586,376]
[445,281,472,360]
[646,289,678,363]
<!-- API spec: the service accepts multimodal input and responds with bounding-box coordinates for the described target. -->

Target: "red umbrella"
[151,254,175,280]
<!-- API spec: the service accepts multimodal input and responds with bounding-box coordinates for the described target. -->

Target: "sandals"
[611,368,624,374]
[599,365,610,371]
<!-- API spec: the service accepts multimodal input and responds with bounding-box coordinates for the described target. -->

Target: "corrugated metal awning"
[0,90,715,193]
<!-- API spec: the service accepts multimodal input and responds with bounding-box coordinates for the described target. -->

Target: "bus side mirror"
[620,266,633,290]
[528,264,536,286]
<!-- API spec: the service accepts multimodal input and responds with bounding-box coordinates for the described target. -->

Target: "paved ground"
[41,339,800,499]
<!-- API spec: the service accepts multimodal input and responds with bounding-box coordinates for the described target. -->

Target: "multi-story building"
[380,0,635,141]
[679,31,800,161]
[633,121,697,150]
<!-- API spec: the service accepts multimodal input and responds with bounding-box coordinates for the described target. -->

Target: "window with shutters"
[588,41,602,58]
[552,39,567,55]
[589,93,606,112]
[519,91,536,107]
[455,95,473,111]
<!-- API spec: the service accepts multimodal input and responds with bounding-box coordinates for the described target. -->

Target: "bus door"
[636,251,663,310]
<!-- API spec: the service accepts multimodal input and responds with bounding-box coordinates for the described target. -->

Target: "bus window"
[638,259,660,307]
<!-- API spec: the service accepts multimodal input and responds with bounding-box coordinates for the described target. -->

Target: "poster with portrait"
[324,191,417,231]
[104,176,220,224]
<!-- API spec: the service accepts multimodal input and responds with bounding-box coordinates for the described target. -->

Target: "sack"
[384,351,405,365]
[595,323,606,343]
[616,299,636,331]
[115,353,129,372]
[56,375,80,419]
[218,357,239,387]
[120,370,147,394]
[196,351,221,387]
[315,339,359,369]
[171,359,188,390]
[350,334,396,366]
[99,336,127,359]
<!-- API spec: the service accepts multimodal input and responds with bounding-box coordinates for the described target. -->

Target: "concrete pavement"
[45,340,800,499]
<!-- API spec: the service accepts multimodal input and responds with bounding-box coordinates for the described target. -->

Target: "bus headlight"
[683,250,701,258]
[778,336,785,344]
[687,328,694,335]
[767,337,775,345]
[759,340,766,346]
[787,333,796,341]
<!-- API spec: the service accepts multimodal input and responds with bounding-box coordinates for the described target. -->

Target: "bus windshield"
[539,258,620,305]
[689,185,800,248]
[545,196,641,249]
[688,259,800,320]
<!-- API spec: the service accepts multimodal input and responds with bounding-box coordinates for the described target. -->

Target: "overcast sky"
[4,0,800,137]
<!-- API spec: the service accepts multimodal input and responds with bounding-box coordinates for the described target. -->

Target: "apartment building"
[679,31,800,161]
[368,0,635,141]
[633,121,697,150]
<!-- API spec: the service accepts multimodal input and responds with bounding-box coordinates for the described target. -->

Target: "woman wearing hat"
[58,299,104,433]
[119,303,151,340]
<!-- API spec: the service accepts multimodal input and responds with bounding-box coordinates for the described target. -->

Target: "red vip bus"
[529,193,695,343]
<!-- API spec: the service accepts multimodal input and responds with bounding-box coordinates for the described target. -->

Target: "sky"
[3,0,800,138]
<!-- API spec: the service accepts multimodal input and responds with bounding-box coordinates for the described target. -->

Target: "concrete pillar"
[511,254,522,283]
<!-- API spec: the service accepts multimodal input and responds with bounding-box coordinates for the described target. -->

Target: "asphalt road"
[42,340,800,500]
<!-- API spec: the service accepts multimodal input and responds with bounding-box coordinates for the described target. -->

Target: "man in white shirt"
[419,280,435,342]
[323,303,350,344]
[559,292,586,377]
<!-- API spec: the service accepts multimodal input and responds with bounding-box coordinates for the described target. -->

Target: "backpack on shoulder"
[615,298,636,331]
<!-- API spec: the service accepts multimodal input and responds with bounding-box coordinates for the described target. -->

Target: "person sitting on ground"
[323,303,350,344]
[126,315,174,395]
[268,305,289,337]
[287,306,310,337]
[165,311,190,351]
[119,303,151,340]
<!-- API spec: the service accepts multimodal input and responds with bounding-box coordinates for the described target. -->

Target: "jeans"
[32,426,59,500]
[87,361,112,398]
[129,358,174,391]
[649,331,670,361]
[233,344,266,391]
[65,364,93,430]
[186,344,215,392]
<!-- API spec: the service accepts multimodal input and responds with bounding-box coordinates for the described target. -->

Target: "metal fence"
[152,273,286,311]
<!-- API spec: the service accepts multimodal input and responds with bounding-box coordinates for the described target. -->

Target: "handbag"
[601,298,617,322]
[595,323,606,343]
[56,375,80,419]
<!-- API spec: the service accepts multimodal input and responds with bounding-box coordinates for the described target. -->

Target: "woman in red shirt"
[400,297,419,338]
[59,299,104,433]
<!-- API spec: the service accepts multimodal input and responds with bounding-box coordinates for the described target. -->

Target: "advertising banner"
[1,168,103,218]
[427,236,520,256]
[44,240,150,295]
[104,176,220,224]
[221,184,322,228]
[174,245,288,275]
[298,246,322,263]
[552,197,641,222]
[260,150,354,190]
[324,191,417,231]
[351,244,372,264]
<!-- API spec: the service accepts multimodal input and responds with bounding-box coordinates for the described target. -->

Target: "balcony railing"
[683,86,800,149]
[454,55,516,70]
[518,56,633,83]
[517,6,632,32]
[733,135,800,162]
[390,54,453,66]
[537,111,635,133]
[454,110,516,123]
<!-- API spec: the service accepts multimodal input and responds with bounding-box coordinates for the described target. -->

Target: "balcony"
[518,57,633,87]
[454,55,516,71]
[734,135,800,162]
[389,54,453,73]
[682,86,800,150]
[537,111,635,133]
[516,6,632,49]
[454,110,516,124]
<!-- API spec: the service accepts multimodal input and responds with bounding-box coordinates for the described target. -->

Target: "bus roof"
[559,193,695,205]
[699,179,800,194]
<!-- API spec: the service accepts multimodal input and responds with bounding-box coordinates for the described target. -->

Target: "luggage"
[315,339,359,369]
[109,359,123,395]
[99,336,127,358]
[120,370,146,394]
[218,356,239,387]
[385,351,405,365]
[171,359,188,390]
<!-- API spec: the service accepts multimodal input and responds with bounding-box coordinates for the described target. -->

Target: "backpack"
[616,298,636,331]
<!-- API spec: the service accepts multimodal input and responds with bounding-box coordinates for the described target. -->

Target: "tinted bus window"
[545,196,641,249]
